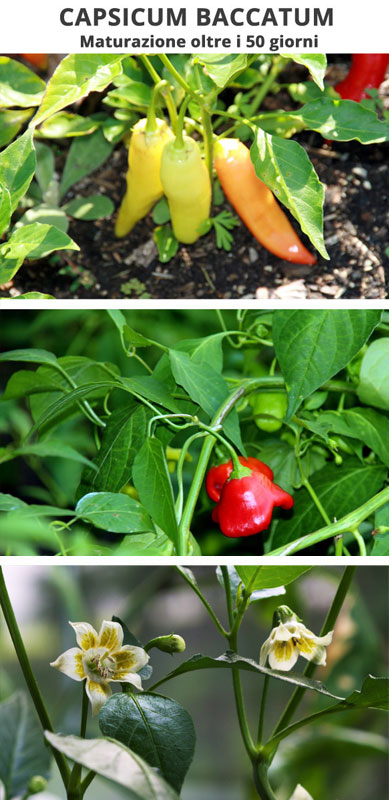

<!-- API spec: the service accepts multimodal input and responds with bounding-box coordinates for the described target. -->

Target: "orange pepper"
[214,138,316,265]
[20,54,48,70]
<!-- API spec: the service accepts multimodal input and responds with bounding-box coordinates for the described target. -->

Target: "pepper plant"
[0,53,388,293]
[1,308,389,556]
[0,565,388,800]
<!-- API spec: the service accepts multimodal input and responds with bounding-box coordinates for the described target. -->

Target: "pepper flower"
[50,620,149,715]
[260,606,333,672]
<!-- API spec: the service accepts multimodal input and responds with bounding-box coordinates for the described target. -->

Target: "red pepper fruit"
[206,456,273,503]
[211,465,293,538]
[335,54,389,102]
[20,54,48,71]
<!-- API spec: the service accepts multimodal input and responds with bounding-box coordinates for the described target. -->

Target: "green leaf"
[272,309,381,418]
[36,111,98,138]
[251,128,328,259]
[0,128,35,215]
[14,205,69,235]
[154,224,179,263]
[235,566,312,592]
[318,408,389,467]
[0,347,57,365]
[271,460,387,549]
[77,403,150,497]
[0,181,11,237]
[195,54,248,88]
[120,375,181,413]
[0,493,27,511]
[169,349,243,452]
[0,57,46,108]
[45,733,179,800]
[0,223,79,283]
[99,693,195,792]
[105,81,152,108]
[287,54,327,90]
[34,141,55,195]
[0,108,33,148]
[216,566,285,605]
[132,438,178,547]
[64,194,114,220]
[152,196,171,225]
[358,339,389,410]
[345,675,389,711]
[32,55,125,126]
[60,129,113,198]
[107,310,154,351]
[0,693,50,798]
[114,531,174,556]
[152,652,343,700]
[75,492,153,534]
[295,99,389,144]
[13,440,98,469]
[11,292,55,299]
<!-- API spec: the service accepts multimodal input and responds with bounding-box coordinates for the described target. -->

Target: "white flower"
[260,619,333,672]
[289,785,314,800]
[50,620,149,715]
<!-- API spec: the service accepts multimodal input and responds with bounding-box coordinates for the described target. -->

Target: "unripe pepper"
[206,456,273,503]
[115,117,173,238]
[250,391,288,433]
[211,460,293,538]
[335,54,389,102]
[160,134,211,244]
[214,138,316,265]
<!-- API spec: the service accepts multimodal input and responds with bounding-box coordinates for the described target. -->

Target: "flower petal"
[50,648,85,681]
[97,620,123,652]
[111,672,143,690]
[269,640,299,671]
[259,636,273,667]
[85,677,112,715]
[113,645,149,675]
[273,622,295,642]
[69,621,98,651]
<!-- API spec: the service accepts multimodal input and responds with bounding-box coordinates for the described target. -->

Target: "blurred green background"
[1,565,388,799]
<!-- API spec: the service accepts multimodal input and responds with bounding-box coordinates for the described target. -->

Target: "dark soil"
[2,60,388,300]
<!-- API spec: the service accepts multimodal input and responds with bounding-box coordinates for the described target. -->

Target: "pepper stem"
[146,80,168,134]
[173,95,192,149]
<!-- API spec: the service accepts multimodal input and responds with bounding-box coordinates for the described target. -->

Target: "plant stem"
[271,566,357,739]
[221,568,256,760]
[334,535,344,556]
[257,675,270,745]
[201,105,214,189]
[250,56,287,114]
[0,568,70,788]
[297,456,331,526]
[267,488,389,556]
[253,762,278,800]
[266,701,350,752]
[176,567,228,637]
[67,686,90,797]
[139,54,178,131]
[158,54,198,100]
[351,527,367,556]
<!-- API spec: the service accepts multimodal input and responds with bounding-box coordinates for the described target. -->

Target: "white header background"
[2,0,389,53]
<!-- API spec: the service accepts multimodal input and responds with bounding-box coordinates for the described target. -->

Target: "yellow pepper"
[115,117,173,238]
[160,135,211,244]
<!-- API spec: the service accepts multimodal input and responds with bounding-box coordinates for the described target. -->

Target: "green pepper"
[250,392,288,433]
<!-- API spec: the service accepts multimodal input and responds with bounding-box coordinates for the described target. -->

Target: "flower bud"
[145,634,186,654]
[28,776,47,794]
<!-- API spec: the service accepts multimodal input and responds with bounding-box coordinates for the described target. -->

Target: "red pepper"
[209,461,293,538]
[20,54,48,71]
[335,54,389,102]
[205,456,273,503]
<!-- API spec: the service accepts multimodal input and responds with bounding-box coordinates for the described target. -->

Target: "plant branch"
[0,568,71,788]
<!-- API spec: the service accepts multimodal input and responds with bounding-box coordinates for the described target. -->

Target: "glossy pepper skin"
[214,138,316,265]
[250,392,288,433]
[206,456,274,503]
[213,468,294,538]
[115,118,173,238]
[160,135,211,244]
[335,54,389,102]
[20,54,48,70]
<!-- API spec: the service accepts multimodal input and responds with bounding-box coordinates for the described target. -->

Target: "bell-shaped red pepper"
[210,462,293,538]
[206,456,273,503]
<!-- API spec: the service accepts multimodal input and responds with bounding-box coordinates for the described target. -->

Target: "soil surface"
[1,59,388,301]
